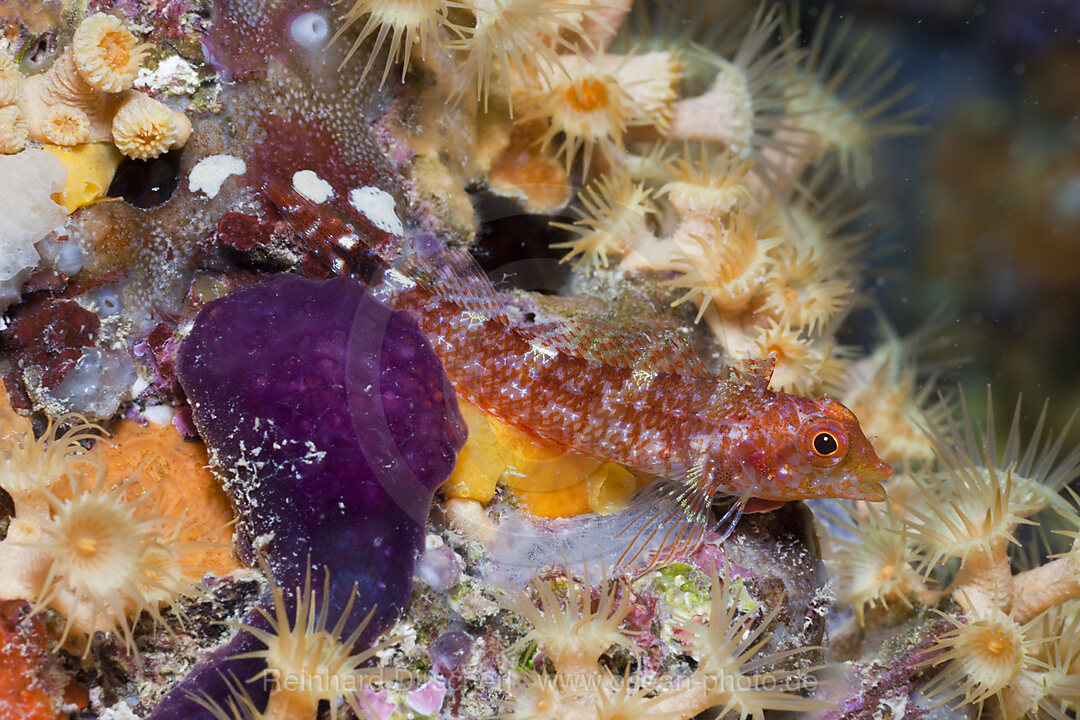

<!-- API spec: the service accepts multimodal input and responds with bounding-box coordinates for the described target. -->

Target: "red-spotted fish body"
[268,185,892,512]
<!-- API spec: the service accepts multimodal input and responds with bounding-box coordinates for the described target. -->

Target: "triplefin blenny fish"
[268,184,892,564]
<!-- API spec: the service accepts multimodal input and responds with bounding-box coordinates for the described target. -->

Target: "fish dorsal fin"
[397,240,508,322]
[727,354,775,390]
[516,315,712,378]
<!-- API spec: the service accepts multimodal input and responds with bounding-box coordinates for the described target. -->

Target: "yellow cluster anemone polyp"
[32,467,200,656]
[922,609,1031,712]
[334,0,456,86]
[660,149,755,220]
[111,91,182,160]
[0,389,211,658]
[550,168,655,270]
[528,66,630,177]
[442,399,644,518]
[667,211,782,320]
[7,13,191,160]
[758,250,853,335]
[501,568,634,678]
[234,566,405,720]
[72,13,147,93]
[749,320,841,395]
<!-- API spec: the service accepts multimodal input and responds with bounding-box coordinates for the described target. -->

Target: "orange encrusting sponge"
[0,600,88,720]
[98,420,241,576]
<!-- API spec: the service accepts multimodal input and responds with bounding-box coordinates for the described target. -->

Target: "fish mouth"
[837,459,892,502]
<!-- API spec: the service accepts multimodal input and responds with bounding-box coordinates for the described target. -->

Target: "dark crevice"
[107,148,184,208]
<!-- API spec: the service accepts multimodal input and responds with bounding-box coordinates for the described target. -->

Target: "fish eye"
[813,432,839,456]
[801,419,849,467]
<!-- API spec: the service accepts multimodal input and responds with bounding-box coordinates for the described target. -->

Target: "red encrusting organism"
[268,184,892,566]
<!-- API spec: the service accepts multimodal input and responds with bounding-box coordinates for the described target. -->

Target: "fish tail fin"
[266,181,509,322]
[265,182,388,283]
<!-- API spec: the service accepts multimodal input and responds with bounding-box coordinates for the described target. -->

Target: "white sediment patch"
[348,186,403,235]
[143,404,177,425]
[134,55,201,95]
[189,154,246,198]
[293,169,333,203]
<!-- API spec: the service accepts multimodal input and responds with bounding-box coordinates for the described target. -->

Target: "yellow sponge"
[442,399,647,518]
[42,142,122,213]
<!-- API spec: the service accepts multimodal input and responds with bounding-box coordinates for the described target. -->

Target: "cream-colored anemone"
[0,53,24,106]
[233,564,406,720]
[748,319,847,395]
[72,13,147,93]
[660,146,754,220]
[453,0,591,113]
[822,501,930,625]
[0,105,28,154]
[550,168,656,269]
[666,6,807,196]
[842,363,937,466]
[560,50,682,132]
[780,7,920,183]
[500,566,634,681]
[921,606,1042,715]
[666,210,782,320]
[660,567,828,719]
[41,103,91,146]
[333,0,464,86]
[111,91,180,160]
[33,469,200,657]
[0,411,102,518]
[521,59,633,178]
[756,249,854,335]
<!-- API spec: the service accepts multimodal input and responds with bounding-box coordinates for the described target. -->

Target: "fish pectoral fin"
[613,475,719,573]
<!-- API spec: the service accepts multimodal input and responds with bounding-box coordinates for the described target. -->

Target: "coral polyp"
[71,13,147,93]
[549,168,655,269]
[921,607,1035,713]
[232,565,404,720]
[0,409,101,511]
[334,0,460,86]
[31,468,201,657]
[526,61,632,176]
[500,567,634,678]
[665,210,782,319]
[454,0,592,111]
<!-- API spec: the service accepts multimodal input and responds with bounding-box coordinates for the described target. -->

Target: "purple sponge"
[150,274,465,718]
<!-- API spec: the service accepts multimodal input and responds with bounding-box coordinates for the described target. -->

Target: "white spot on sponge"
[293,169,333,203]
[349,186,403,235]
[189,154,246,199]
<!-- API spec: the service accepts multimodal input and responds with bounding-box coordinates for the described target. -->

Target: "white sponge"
[0,149,67,282]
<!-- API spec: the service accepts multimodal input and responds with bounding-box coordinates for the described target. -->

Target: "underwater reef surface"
[0,0,1079,719]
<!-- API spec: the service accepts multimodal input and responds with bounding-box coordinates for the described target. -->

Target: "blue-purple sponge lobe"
[150,274,464,718]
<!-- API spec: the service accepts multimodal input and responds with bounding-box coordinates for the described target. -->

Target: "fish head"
[785,397,892,501]
[745,396,891,502]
